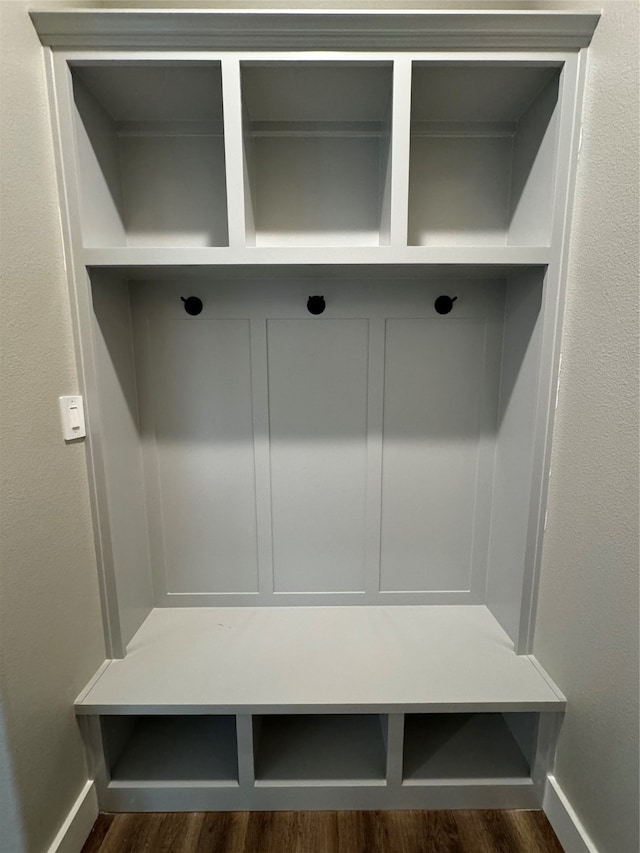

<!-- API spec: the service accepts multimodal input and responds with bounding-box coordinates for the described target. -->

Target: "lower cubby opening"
[253,714,387,786]
[402,713,536,784]
[101,715,239,785]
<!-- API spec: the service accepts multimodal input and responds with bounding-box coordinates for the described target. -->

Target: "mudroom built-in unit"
[31,8,599,812]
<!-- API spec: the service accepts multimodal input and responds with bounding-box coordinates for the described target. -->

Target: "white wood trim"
[236,714,256,787]
[75,660,112,705]
[516,50,589,654]
[363,319,385,596]
[527,656,566,703]
[221,58,246,248]
[389,58,411,247]
[43,49,581,65]
[530,711,562,799]
[99,778,538,812]
[385,713,404,788]
[81,246,551,268]
[78,717,110,805]
[249,319,275,599]
[543,774,600,853]
[30,10,600,52]
[45,780,97,853]
[46,51,127,659]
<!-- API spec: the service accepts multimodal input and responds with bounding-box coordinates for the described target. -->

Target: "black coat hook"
[181,296,203,316]
[434,295,458,315]
[307,295,326,315]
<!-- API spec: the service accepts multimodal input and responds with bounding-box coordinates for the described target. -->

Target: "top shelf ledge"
[30,9,600,52]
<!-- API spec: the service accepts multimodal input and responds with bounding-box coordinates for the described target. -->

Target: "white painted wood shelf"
[81,246,552,269]
[77,606,563,714]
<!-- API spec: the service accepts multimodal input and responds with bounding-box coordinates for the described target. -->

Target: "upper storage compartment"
[70,63,229,248]
[240,62,394,247]
[408,63,561,248]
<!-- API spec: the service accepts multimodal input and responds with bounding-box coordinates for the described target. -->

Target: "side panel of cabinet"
[486,271,544,641]
[92,272,154,645]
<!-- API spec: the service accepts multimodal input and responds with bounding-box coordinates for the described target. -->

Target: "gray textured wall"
[0,3,105,852]
[533,3,639,852]
[0,2,637,852]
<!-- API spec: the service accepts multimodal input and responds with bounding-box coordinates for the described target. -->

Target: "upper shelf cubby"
[70,63,229,248]
[240,62,394,248]
[408,63,561,248]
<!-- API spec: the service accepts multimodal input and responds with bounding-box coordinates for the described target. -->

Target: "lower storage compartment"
[83,606,564,808]
[253,714,388,786]
[101,715,239,785]
[403,713,536,784]
[83,609,563,808]
[90,708,552,810]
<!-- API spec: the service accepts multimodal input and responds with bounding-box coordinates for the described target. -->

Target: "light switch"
[59,395,86,441]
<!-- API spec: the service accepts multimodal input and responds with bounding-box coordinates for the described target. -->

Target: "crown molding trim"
[30,9,600,52]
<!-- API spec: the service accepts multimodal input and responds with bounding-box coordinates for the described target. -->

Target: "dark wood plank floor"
[81,810,564,853]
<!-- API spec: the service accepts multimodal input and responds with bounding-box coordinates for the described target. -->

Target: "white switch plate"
[59,395,86,441]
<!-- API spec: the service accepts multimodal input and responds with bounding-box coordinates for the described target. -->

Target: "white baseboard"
[42,772,597,853]
[543,774,598,853]
[46,780,97,853]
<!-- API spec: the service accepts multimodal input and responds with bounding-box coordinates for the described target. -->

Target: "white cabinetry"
[32,8,598,812]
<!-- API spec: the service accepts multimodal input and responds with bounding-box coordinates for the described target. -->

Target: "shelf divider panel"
[390,58,412,247]
[221,58,248,248]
